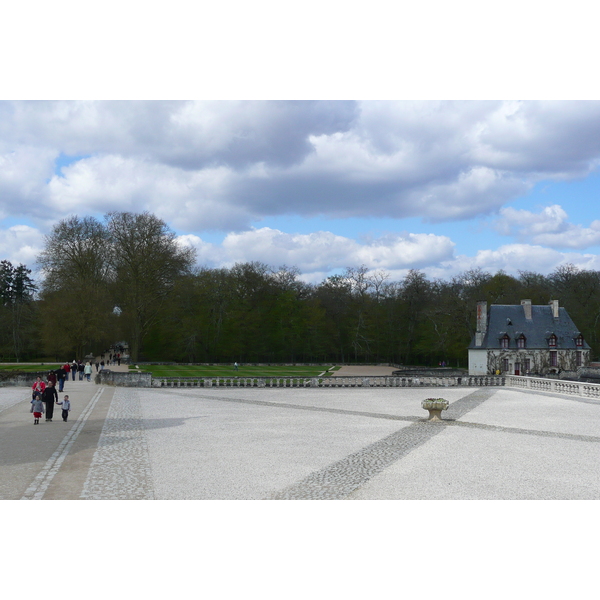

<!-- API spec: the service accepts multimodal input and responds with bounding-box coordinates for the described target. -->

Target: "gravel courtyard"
[2,379,599,500]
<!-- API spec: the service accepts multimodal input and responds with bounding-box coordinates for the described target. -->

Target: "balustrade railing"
[505,375,600,398]
[152,375,506,388]
[151,373,600,400]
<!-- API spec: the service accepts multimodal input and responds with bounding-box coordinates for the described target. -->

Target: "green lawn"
[130,364,339,377]
[0,363,61,372]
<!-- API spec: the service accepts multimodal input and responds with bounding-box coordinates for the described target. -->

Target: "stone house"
[468,299,591,376]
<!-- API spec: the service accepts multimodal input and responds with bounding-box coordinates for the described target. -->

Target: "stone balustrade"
[151,375,506,388]
[505,375,600,398]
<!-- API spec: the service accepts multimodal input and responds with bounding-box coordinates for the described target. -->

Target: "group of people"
[50,360,93,390]
[30,375,70,425]
[28,349,125,425]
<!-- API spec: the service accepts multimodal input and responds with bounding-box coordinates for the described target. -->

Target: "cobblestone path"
[80,388,154,500]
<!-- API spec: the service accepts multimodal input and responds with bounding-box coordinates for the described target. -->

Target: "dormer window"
[576,334,584,347]
[517,335,526,349]
[548,334,557,348]
[500,334,510,349]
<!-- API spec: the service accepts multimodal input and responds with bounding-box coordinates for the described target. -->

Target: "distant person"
[32,376,46,400]
[77,361,84,380]
[71,360,77,381]
[56,395,71,422]
[84,362,93,381]
[47,370,57,387]
[31,393,44,425]
[234,362,239,371]
[42,382,58,422]
[100,360,105,371]
[95,361,99,372]
[56,365,66,393]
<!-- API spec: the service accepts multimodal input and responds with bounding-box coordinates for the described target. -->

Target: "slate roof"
[468,304,591,350]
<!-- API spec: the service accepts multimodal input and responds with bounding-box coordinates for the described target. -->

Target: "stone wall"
[95,370,152,387]
[0,371,48,388]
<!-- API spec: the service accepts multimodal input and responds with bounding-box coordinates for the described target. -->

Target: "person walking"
[32,376,46,400]
[71,360,77,381]
[47,369,57,387]
[77,361,84,381]
[42,382,58,422]
[56,395,71,422]
[84,362,93,381]
[31,393,44,425]
[56,365,66,393]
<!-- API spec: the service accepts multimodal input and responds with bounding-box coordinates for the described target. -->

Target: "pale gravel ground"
[118,385,600,500]
[42,374,600,500]
[137,387,412,500]
[348,426,600,500]
[0,388,31,414]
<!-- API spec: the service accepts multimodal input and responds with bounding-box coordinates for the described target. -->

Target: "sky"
[3,2,600,288]
[3,99,600,284]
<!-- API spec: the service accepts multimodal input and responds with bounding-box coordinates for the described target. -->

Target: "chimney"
[521,299,532,320]
[549,300,559,319]
[475,301,487,346]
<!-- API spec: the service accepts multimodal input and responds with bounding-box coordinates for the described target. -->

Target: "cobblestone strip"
[447,419,600,443]
[444,387,499,420]
[269,388,500,500]
[80,388,154,500]
[168,391,421,423]
[269,421,448,499]
[21,388,105,500]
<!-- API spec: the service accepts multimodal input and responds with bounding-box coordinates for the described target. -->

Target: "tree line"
[3,211,600,366]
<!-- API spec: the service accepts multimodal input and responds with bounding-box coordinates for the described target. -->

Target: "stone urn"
[421,398,449,421]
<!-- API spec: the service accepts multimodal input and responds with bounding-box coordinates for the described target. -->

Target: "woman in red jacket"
[31,376,46,400]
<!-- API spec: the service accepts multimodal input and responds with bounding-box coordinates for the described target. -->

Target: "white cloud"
[216,227,455,273]
[424,243,600,280]
[493,204,600,249]
[0,225,44,268]
[4,101,600,230]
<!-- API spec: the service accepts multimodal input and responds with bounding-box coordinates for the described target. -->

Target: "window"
[550,351,558,367]
[576,351,583,367]
[576,335,584,347]
[517,335,526,349]
[525,359,531,373]
[500,335,510,349]
[502,358,509,372]
[548,334,557,348]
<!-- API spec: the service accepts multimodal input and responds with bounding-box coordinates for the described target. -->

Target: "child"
[31,392,44,425]
[56,395,71,422]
